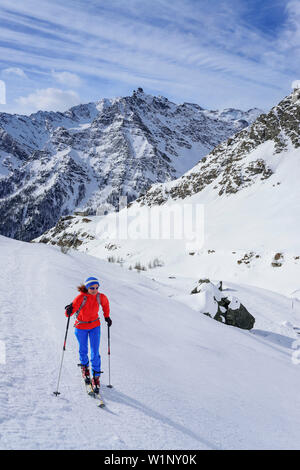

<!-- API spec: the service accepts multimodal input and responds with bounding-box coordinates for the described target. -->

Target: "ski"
[90,373,105,408]
[83,378,105,407]
[78,364,105,408]
[84,379,95,396]
[93,389,105,408]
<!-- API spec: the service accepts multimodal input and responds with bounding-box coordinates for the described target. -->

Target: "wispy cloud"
[2,67,27,78]
[51,70,82,87]
[280,0,300,48]
[0,0,299,113]
[16,87,80,112]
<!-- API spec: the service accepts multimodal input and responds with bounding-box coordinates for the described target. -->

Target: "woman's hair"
[77,284,88,293]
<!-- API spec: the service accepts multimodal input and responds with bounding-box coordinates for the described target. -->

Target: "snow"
[39,150,300,295]
[203,107,263,124]
[49,131,299,298]
[0,90,263,243]
[1,90,299,449]
[1,234,300,450]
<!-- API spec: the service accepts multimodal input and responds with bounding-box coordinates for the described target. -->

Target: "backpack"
[74,293,101,326]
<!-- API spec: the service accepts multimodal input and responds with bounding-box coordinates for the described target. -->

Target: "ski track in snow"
[1,236,300,449]
[0,240,215,449]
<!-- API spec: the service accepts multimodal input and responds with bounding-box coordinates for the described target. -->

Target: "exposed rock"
[0,90,261,241]
[190,278,211,294]
[136,92,299,207]
[226,297,255,330]
[271,252,284,267]
[191,279,255,330]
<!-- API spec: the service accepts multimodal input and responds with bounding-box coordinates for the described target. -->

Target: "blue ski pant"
[75,326,101,376]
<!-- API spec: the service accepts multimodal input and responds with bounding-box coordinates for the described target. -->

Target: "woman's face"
[88,284,99,295]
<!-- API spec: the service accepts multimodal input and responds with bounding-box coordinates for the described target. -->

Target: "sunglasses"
[88,286,99,290]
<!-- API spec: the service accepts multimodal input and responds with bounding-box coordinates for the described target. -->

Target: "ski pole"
[53,314,71,396]
[107,324,113,388]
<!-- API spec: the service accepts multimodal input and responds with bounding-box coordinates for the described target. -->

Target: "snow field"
[1,235,300,449]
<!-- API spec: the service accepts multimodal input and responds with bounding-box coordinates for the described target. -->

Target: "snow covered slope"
[134,90,299,206]
[0,88,261,242]
[1,235,300,450]
[36,90,300,295]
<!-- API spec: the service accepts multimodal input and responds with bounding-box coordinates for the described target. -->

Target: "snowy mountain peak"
[0,90,261,241]
[34,91,300,313]
[292,87,300,104]
[133,91,299,207]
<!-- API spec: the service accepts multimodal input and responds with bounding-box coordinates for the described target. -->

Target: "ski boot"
[79,364,91,384]
[92,373,100,394]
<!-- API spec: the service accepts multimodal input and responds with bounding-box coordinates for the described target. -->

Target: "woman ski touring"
[65,276,112,393]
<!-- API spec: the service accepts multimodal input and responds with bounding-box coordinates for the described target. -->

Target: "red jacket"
[66,292,110,330]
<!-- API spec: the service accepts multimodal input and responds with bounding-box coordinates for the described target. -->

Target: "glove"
[65,303,73,317]
[105,317,112,327]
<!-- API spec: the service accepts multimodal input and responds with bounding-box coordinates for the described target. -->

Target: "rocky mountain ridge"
[0,88,261,240]
[34,90,300,296]
[132,90,299,207]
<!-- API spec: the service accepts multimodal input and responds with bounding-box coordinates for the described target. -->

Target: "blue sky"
[0,0,299,114]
